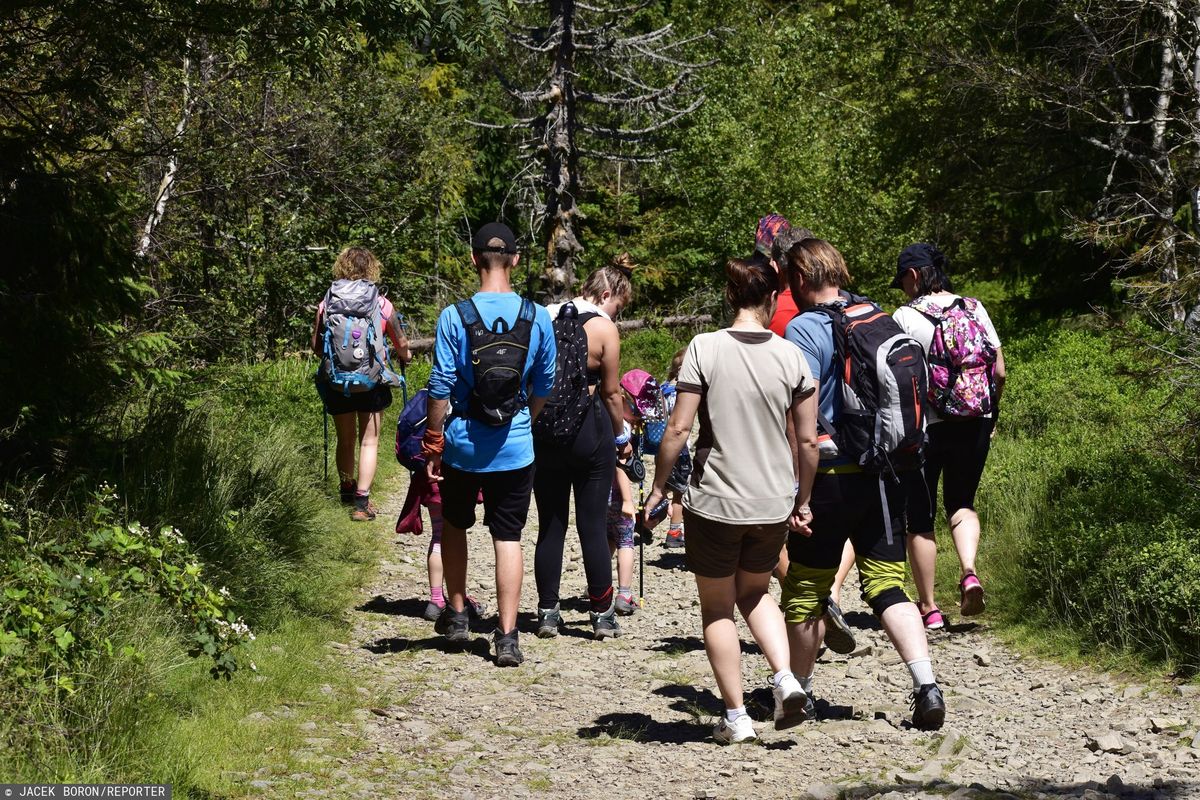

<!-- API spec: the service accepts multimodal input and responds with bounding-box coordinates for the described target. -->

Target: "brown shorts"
[683,509,788,578]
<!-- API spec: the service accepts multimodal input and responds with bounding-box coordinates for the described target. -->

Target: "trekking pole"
[323,408,329,484]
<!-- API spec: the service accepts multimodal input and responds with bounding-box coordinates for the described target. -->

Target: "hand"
[617,441,633,460]
[425,453,443,483]
[789,503,813,536]
[641,487,666,530]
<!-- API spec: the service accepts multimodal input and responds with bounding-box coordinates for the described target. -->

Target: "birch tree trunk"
[542,0,582,302]
[136,47,193,260]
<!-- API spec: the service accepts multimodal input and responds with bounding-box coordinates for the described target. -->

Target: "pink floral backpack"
[909,296,997,417]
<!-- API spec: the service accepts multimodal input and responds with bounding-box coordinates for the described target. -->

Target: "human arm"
[424,308,460,481]
[310,306,323,356]
[528,308,557,422]
[387,310,411,365]
[592,318,632,458]
[423,396,449,482]
[790,383,819,534]
[614,468,635,517]
[643,389,699,529]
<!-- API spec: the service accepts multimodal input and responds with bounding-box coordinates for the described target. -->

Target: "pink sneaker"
[960,573,985,617]
[922,607,946,631]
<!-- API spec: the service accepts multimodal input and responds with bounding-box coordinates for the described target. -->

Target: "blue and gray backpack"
[318,279,403,395]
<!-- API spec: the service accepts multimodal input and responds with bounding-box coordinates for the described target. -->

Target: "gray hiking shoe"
[536,605,563,639]
[614,594,638,616]
[492,628,524,667]
[821,596,856,655]
[423,601,444,622]
[590,603,621,640]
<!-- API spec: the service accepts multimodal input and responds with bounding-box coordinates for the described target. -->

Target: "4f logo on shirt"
[496,347,508,355]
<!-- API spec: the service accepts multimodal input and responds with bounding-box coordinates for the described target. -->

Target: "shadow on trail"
[843,610,882,631]
[577,712,709,744]
[363,634,493,663]
[650,635,762,656]
[646,551,687,570]
[358,595,427,618]
[832,779,1194,799]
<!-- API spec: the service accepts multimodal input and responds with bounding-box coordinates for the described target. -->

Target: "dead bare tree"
[481,0,716,301]
[953,1,1200,323]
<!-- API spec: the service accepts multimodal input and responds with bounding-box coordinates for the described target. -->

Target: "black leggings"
[533,395,616,611]
[907,416,995,534]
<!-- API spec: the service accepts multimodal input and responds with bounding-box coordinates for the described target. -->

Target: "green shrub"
[977,325,1200,672]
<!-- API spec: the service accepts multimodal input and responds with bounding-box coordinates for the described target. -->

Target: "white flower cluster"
[162,527,186,545]
[213,616,256,643]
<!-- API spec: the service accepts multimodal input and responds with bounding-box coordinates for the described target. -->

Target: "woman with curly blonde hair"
[311,246,410,520]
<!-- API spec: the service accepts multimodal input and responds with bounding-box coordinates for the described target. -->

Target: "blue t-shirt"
[785,307,850,466]
[428,292,557,472]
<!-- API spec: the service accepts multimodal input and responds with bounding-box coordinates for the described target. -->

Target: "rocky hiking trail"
[285,468,1199,800]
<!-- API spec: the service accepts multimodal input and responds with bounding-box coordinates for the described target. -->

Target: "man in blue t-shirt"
[780,237,946,731]
[423,222,556,666]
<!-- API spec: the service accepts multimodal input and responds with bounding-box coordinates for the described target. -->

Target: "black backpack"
[454,297,536,426]
[803,292,927,478]
[533,302,600,446]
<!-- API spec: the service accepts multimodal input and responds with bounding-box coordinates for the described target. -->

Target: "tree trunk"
[136,47,193,259]
[543,0,582,302]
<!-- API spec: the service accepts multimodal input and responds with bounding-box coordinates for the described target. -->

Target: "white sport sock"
[799,674,814,695]
[725,705,747,722]
[906,658,935,689]
[772,670,794,688]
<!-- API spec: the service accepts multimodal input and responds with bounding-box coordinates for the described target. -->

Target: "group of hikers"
[311,216,1005,743]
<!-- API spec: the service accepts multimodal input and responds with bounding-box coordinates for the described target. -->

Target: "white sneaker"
[772,673,810,730]
[712,714,757,744]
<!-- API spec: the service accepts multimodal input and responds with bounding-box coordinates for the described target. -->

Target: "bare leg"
[442,520,469,614]
[427,502,444,596]
[787,619,824,680]
[829,540,856,605]
[494,539,523,634]
[332,413,357,483]
[617,546,634,591]
[735,568,792,675]
[355,411,381,494]
[695,574,743,710]
[907,532,938,615]
[949,509,980,578]
[879,601,929,663]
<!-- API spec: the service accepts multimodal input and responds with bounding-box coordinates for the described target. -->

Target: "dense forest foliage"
[3,0,1200,783]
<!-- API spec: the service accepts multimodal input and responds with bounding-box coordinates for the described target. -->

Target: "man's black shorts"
[440,463,535,542]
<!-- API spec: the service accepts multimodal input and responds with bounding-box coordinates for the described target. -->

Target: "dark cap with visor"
[891,242,942,288]
[472,222,518,254]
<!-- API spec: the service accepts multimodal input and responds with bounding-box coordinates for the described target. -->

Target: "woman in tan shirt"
[643,256,820,744]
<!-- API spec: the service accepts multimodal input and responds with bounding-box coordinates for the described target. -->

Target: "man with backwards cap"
[422,222,557,667]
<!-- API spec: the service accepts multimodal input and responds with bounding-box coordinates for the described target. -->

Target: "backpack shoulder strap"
[454,298,482,327]
[576,311,600,325]
[517,297,536,323]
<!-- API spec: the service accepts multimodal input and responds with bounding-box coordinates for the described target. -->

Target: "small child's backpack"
[803,293,928,477]
[908,296,997,418]
[620,369,667,455]
[395,388,430,472]
[319,279,403,395]
[455,297,536,426]
[533,302,600,447]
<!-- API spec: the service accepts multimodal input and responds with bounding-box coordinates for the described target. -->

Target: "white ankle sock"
[725,705,747,722]
[799,674,814,695]
[772,670,794,688]
[906,658,935,689]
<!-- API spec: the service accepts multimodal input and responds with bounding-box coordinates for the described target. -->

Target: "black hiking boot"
[492,628,524,667]
[910,683,946,731]
[590,602,621,640]
[434,605,470,644]
[536,605,563,639]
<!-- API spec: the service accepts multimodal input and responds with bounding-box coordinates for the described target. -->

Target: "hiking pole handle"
[635,496,670,546]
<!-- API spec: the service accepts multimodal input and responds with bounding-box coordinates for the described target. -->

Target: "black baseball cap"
[471,222,518,254]
[891,242,941,288]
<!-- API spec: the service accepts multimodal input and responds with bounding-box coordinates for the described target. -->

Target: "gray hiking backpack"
[318,279,403,395]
